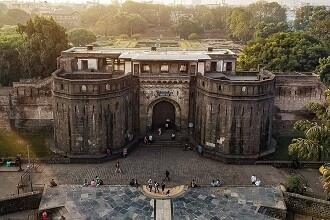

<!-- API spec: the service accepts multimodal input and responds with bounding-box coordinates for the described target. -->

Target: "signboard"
[156,90,172,97]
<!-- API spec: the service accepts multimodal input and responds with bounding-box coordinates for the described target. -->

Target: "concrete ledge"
[0,191,42,216]
[141,185,188,199]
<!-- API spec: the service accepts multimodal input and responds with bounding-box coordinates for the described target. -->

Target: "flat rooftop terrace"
[63,47,236,56]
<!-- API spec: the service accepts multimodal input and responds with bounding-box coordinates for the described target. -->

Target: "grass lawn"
[0,129,51,158]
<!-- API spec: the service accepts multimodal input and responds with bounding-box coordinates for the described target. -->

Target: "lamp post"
[27,144,31,168]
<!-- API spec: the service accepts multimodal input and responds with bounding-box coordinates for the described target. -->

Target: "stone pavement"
[39,185,285,220]
[40,185,154,219]
[0,146,324,198]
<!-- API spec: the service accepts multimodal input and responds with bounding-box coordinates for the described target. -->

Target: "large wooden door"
[152,101,175,130]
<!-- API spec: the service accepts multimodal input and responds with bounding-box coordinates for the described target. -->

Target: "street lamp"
[26,144,31,168]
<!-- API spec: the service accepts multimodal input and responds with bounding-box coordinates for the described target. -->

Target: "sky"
[4,0,330,6]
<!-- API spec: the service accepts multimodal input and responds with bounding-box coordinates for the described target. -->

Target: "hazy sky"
[7,0,330,6]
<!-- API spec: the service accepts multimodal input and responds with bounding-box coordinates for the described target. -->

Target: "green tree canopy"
[315,56,330,86]
[172,16,202,39]
[67,28,96,46]
[238,32,328,72]
[288,89,330,161]
[17,16,68,78]
[306,14,330,49]
[294,6,329,31]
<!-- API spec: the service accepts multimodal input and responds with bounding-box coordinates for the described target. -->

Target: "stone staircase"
[140,130,186,148]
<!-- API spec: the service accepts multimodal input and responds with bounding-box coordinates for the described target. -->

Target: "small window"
[106,84,111,91]
[60,84,64,90]
[142,64,150,73]
[218,85,222,91]
[180,64,187,72]
[81,85,87,92]
[202,81,205,87]
[81,60,88,70]
[161,64,169,73]
[226,62,233,72]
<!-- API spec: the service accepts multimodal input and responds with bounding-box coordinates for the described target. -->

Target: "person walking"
[154,181,160,193]
[164,170,170,181]
[158,128,162,135]
[148,179,153,192]
[161,182,165,193]
[115,161,122,174]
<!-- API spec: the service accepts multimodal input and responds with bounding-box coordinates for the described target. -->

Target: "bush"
[188,33,200,40]
[286,175,304,194]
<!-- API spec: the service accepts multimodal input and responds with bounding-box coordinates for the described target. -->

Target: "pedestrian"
[50,179,57,187]
[171,132,176,140]
[164,170,170,181]
[161,182,165,193]
[154,181,160,193]
[83,179,88,187]
[148,179,153,192]
[122,147,128,158]
[251,175,257,185]
[41,210,48,220]
[158,128,162,135]
[148,134,153,144]
[255,179,261,187]
[144,136,148,144]
[90,179,96,187]
[115,161,122,174]
[191,179,198,188]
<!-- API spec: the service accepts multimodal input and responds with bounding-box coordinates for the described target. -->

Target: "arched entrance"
[152,101,175,130]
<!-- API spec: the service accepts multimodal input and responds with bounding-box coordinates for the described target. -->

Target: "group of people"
[147,170,171,195]
[129,178,139,187]
[211,179,223,187]
[251,175,262,186]
[84,176,104,187]
[144,135,153,144]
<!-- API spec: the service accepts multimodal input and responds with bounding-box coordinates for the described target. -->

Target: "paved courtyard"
[39,185,285,219]
[0,146,324,199]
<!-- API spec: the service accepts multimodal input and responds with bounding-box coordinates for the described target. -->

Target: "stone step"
[156,199,171,220]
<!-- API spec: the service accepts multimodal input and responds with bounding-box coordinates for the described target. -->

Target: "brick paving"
[0,145,324,198]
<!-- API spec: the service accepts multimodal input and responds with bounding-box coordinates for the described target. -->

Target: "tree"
[322,170,330,199]
[238,32,328,72]
[67,28,96,46]
[225,8,254,42]
[315,56,330,86]
[294,6,329,31]
[288,90,330,161]
[0,35,23,86]
[254,21,288,39]
[248,1,286,24]
[173,16,202,39]
[306,14,330,49]
[17,16,68,78]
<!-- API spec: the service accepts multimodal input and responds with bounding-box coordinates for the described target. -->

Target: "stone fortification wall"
[274,74,326,136]
[194,72,275,160]
[10,78,53,130]
[0,191,42,215]
[0,87,12,129]
[53,71,138,155]
[284,192,330,219]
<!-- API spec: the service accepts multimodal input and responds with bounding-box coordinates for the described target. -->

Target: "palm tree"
[288,89,330,161]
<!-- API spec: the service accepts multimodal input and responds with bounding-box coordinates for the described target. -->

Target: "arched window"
[106,84,111,91]
[81,85,87,92]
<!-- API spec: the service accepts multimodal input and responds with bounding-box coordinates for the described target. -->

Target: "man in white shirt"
[251,175,257,185]
[255,179,261,186]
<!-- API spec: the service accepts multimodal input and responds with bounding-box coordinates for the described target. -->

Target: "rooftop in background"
[62,47,236,60]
